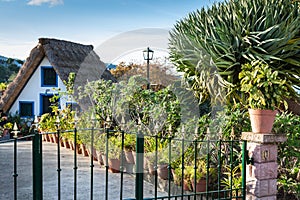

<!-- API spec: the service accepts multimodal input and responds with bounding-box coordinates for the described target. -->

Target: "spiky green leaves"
[169,0,300,103]
[239,61,290,110]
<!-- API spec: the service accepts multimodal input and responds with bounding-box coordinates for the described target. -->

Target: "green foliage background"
[169,0,300,103]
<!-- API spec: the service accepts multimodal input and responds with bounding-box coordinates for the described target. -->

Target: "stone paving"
[0,140,166,200]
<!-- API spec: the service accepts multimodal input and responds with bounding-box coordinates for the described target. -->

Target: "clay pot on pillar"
[239,61,291,133]
[249,109,277,133]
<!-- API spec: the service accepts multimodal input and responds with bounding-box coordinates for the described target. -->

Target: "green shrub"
[276,112,300,198]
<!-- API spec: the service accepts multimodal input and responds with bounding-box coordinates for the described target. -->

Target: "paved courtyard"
[0,140,166,200]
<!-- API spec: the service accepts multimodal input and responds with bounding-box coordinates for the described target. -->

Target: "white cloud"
[27,0,63,6]
[0,39,36,60]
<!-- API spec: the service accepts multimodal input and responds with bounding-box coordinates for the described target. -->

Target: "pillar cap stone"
[242,132,287,144]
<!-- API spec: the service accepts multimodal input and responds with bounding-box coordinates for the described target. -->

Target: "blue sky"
[0,0,218,60]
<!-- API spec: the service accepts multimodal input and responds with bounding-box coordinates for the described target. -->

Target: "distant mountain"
[0,55,23,68]
[0,55,7,61]
[0,55,24,83]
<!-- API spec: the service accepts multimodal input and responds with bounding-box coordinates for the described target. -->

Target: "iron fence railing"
[0,125,247,200]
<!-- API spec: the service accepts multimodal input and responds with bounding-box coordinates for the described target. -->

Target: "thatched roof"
[0,38,116,113]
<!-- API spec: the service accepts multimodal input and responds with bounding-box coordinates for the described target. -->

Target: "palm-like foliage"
[169,0,300,103]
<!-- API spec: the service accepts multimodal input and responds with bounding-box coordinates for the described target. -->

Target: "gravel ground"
[0,140,166,200]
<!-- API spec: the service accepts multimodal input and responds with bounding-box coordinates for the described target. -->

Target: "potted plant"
[221,164,242,199]
[156,151,170,180]
[3,122,13,137]
[171,166,183,186]
[190,159,211,192]
[239,60,292,133]
[183,166,193,191]
[123,133,136,164]
[107,145,121,173]
[100,136,121,173]
[94,133,106,166]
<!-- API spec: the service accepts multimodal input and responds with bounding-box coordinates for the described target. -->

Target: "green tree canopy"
[169,0,300,103]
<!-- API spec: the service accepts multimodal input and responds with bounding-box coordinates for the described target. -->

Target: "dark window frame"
[39,93,60,115]
[66,102,81,112]
[41,66,58,87]
[19,101,34,118]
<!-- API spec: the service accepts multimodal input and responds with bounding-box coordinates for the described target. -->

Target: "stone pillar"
[241,132,286,200]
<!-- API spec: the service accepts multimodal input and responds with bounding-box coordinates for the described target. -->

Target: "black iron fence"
[0,124,247,200]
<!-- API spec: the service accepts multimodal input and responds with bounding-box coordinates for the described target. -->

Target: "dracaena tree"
[169,0,300,104]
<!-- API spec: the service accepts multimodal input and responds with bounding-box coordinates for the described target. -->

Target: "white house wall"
[9,57,71,118]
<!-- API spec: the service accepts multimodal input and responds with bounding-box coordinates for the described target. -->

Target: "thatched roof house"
[0,38,116,116]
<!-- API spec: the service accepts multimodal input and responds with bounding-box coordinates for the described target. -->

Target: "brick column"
[241,132,286,200]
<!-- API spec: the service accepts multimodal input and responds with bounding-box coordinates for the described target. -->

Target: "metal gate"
[0,125,247,200]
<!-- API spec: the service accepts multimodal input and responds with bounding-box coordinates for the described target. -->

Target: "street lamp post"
[143,47,154,89]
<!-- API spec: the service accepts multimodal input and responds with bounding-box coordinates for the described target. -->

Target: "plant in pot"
[190,159,213,193]
[94,133,106,166]
[123,133,136,164]
[77,129,90,157]
[144,137,168,175]
[221,164,242,199]
[104,137,121,173]
[108,146,121,173]
[239,60,292,133]
[171,166,183,186]
[156,151,170,180]
[183,165,193,191]
[3,122,13,138]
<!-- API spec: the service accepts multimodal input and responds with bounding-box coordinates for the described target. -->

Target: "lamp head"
[143,47,154,60]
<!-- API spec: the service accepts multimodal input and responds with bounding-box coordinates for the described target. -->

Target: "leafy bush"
[275,112,300,199]
[239,61,291,110]
[7,113,32,136]
[169,0,300,104]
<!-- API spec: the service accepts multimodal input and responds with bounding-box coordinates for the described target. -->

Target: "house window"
[41,66,57,87]
[19,101,34,117]
[40,94,60,115]
[66,102,81,112]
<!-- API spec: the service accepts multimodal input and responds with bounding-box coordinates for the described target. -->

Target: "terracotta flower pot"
[171,169,182,186]
[87,147,98,161]
[76,144,82,154]
[191,179,206,192]
[132,151,136,164]
[108,158,120,173]
[45,134,51,142]
[124,150,135,164]
[157,164,169,180]
[62,138,70,149]
[42,134,46,141]
[80,144,89,157]
[60,139,65,147]
[50,134,55,143]
[70,141,81,154]
[69,141,74,150]
[92,148,98,161]
[183,179,191,191]
[249,109,277,133]
[96,151,104,166]
[101,154,108,166]
[52,134,59,144]
[147,162,156,175]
